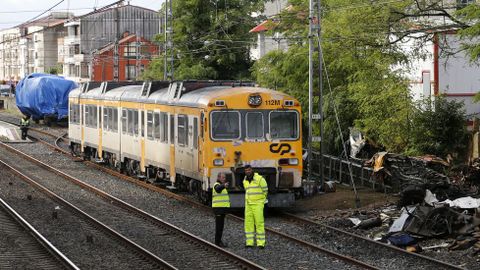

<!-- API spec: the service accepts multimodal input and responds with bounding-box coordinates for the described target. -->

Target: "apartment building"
[0,4,160,83]
[61,4,160,82]
[0,12,70,82]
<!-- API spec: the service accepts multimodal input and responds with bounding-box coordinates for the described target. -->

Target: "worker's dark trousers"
[215,213,226,244]
[21,127,28,140]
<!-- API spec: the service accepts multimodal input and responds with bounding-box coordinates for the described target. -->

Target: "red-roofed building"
[91,33,158,81]
[249,0,288,60]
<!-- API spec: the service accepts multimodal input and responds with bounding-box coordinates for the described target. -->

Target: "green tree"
[407,96,468,158]
[253,0,413,154]
[143,0,265,80]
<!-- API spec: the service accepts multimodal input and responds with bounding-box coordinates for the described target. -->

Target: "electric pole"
[135,34,140,81]
[164,0,174,80]
[308,0,323,189]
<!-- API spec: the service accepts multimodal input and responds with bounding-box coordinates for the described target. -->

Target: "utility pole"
[113,5,120,82]
[308,0,323,189]
[135,34,140,81]
[316,0,324,190]
[164,0,174,80]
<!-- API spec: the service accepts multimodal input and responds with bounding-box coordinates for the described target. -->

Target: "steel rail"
[0,141,265,270]
[31,135,379,269]
[0,142,177,270]
[280,212,464,270]
[0,197,80,270]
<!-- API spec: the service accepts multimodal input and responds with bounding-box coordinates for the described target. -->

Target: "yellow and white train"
[68,81,303,207]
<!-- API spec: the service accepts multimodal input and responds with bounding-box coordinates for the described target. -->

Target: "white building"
[250,0,289,60]
[405,32,480,119]
[0,12,70,82]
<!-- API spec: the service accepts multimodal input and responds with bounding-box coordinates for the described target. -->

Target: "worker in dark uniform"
[243,165,268,248]
[212,172,230,247]
[20,115,30,140]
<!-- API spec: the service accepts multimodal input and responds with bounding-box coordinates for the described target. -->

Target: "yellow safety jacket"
[20,118,30,127]
[243,173,268,205]
[212,182,230,208]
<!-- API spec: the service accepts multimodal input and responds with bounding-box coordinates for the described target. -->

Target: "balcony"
[64,35,80,45]
[73,54,84,63]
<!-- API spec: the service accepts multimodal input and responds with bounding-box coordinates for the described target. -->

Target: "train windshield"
[246,112,264,139]
[211,111,240,140]
[270,111,299,140]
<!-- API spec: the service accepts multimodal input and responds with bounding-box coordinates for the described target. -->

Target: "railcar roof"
[74,84,296,107]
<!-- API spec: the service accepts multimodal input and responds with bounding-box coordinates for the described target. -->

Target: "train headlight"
[288,158,299,165]
[279,158,299,166]
[248,94,262,107]
[213,159,224,166]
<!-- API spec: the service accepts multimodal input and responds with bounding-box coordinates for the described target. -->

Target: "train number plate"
[265,100,281,106]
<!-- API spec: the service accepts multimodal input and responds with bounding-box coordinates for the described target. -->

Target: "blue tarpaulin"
[16,73,78,120]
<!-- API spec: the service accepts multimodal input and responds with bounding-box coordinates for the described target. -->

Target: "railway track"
[270,211,464,270]
[0,146,175,269]
[0,114,468,269]
[0,140,264,270]
[0,197,79,270]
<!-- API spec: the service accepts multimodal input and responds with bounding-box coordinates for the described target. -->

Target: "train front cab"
[204,89,303,208]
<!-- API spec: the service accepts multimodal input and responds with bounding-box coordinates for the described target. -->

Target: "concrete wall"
[0,96,20,114]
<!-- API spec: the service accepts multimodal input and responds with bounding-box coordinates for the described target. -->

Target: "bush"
[406,96,469,159]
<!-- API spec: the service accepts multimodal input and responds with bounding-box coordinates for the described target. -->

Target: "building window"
[81,63,89,78]
[124,44,137,57]
[457,0,475,9]
[125,65,136,80]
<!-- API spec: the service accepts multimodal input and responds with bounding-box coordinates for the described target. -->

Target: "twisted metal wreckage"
[361,152,480,253]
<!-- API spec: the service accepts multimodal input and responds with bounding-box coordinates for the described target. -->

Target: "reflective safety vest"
[212,182,230,208]
[20,118,30,127]
[243,173,268,204]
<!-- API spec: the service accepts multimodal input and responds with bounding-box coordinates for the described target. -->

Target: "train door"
[198,112,204,174]
[140,108,146,172]
[169,113,176,187]
[192,116,199,173]
[98,105,103,158]
[81,103,85,151]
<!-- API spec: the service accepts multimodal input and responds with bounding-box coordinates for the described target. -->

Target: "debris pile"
[354,152,480,256]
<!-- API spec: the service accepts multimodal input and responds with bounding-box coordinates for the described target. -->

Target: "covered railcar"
[16,73,77,123]
[69,81,303,207]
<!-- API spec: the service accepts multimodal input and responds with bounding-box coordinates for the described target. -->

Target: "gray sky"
[0,0,163,30]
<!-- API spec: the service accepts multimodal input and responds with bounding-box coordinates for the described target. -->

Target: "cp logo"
[270,143,291,155]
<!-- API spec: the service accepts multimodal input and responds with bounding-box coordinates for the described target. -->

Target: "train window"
[103,107,108,130]
[177,115,188,147]
[246,112,264,139]
[128,109,134,135]
[122,109,127,134]
[200,112,204,139]
[211,111,240,140]
[93,106,98,128]
[160,112,168,142]
[147,111,154,139]
[134,110,139,136]
[153,112,160,140]
[269,111,299,140]
[85,106,90,127]
[170,114,174,144]
[113,109,118,132]
[141,111,145,137]
[193,117,198,149]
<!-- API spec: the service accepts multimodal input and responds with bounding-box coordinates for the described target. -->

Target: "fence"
[308,151,392,192]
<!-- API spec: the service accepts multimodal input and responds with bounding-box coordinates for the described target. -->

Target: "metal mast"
[308,0,323,188]
[164,0,174,80]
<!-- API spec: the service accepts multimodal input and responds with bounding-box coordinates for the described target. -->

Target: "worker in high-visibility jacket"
[20,115,30,140]
[212,172,230,247]
[243,164,268,248]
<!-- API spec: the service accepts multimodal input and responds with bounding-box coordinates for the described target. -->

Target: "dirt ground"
[293,185,398,216]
